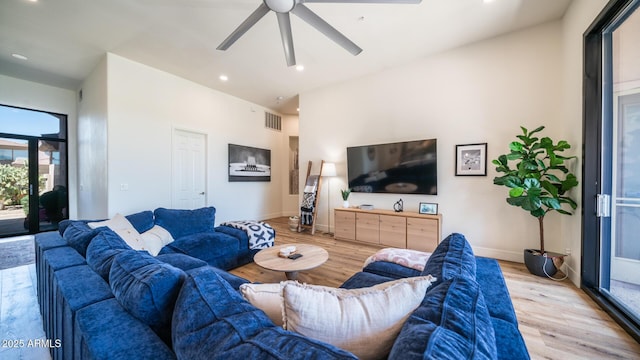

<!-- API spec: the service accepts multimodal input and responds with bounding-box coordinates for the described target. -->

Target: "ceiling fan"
[217,0,422,66]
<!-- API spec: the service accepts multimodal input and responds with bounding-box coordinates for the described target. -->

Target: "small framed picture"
[456,143,487,176]
[419,202,438,215]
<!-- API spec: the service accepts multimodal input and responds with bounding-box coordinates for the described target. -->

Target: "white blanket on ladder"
[220,221,275,250]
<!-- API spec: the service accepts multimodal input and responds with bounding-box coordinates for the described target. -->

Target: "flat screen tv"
[347,139,437,195]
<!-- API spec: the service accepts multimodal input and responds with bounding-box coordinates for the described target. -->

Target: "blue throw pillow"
[63,221,101,257]
[154,207,216,239]
[422,233,476,287]
[125,210,155,233]
[172,267,358,360]
[86,228,131,279]
[109,250,186,344]
[388,277,497,360]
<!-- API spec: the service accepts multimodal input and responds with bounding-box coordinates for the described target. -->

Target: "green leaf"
[509,141,524,152]
[509,187,524,197]
[562,174,579,191]
[507,195,541,212]
[541,197,561,210]
[540,180,559,198]
[529,126,545,136]
[531,208,545,218]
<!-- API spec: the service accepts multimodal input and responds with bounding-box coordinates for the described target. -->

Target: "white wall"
[300,21,566,262]
[560,0,609,285]
[77,58,108,219]
[0,74,79,219]
[100,54,288,223]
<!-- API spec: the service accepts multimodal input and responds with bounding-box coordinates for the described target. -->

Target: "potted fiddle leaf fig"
[492,126,578,278]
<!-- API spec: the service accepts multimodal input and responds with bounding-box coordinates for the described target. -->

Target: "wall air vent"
[265,111,282,131]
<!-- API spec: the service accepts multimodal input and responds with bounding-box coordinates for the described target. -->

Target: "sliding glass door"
[0,105,68,237]
[583,0,640,341]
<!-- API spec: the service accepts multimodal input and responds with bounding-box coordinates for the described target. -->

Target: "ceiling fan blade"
[276,12,296,67]
[301,0,421,3]
[217,3,270,51]
[292,4,362,56]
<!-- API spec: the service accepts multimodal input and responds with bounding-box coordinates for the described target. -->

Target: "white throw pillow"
[282,276,436,360]
[239,282,285,326]
[141,225,175,256]
[88,214,147,252]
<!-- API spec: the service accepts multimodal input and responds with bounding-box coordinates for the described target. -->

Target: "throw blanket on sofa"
[363,248,432,272]
[220,221,275,250]
[300,175,319,225]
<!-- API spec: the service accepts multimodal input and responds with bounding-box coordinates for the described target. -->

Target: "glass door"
[0,104,68,237]
[608,91,640,319]
[0,137,30,236]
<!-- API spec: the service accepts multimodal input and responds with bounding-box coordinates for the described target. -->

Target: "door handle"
[199,192,205,195]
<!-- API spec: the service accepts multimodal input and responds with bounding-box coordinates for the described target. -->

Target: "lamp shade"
[322,162,337,177]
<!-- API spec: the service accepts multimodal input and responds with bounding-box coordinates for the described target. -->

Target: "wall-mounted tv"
[347,139,437,195]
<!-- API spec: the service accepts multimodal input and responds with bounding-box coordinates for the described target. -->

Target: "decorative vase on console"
[340,189,351,208]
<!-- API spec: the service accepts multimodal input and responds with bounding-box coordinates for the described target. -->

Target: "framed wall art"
[455,143,487,176]
[228,144,271,182]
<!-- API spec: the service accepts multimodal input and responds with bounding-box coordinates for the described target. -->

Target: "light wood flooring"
[231,217,640,360]
[1,217,639,359]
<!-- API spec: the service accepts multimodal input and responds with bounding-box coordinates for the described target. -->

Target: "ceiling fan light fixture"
[264,0,296,13]
[218,0,422,66]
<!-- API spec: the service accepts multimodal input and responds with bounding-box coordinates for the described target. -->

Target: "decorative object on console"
[228,144,271,182]
[455,143,487,176]
[419,202,437,215]
[359,204,375,210]
[340,188,351,208]
[492,126,578,278]
[393,199,403,212]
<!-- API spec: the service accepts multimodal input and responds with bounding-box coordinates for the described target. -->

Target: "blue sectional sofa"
[36,213,529,360]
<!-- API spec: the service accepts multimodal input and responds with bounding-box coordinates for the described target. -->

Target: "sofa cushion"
[154,207,216,239]
[109,250,186,344]
[63,221,100,257]
[159,232,238,269]
[86,228,132,280]
[156,253,208,271]
[362,261,422,279]
[282,276,436,360]
[88,214,147,252]
[172,267,357,360]
[340,270,395,289]
[422,233,476,287]
[125,210,155,233]
[388,277,497,360]
[74,298,176,360]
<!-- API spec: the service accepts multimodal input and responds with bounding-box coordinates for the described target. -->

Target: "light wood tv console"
[334,208,442,252]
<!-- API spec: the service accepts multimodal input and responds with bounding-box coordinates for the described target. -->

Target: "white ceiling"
[0,0,572,115]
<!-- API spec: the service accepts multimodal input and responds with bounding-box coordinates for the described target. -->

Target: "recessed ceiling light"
[297,108,300,112]
[219,74,228,82]
[483,0,496,3]
[276,96,284,101]
[295,65,304,72]
[11,53,28,60]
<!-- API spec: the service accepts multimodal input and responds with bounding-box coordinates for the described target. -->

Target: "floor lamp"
[322,162,337,235]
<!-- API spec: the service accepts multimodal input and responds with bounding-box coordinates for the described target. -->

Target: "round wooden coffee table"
[254,244,329,280]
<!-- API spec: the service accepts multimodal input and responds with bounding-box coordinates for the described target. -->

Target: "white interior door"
[172,129,206,209]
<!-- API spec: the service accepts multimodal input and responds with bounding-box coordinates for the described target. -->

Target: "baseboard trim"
[472,246,524,263]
